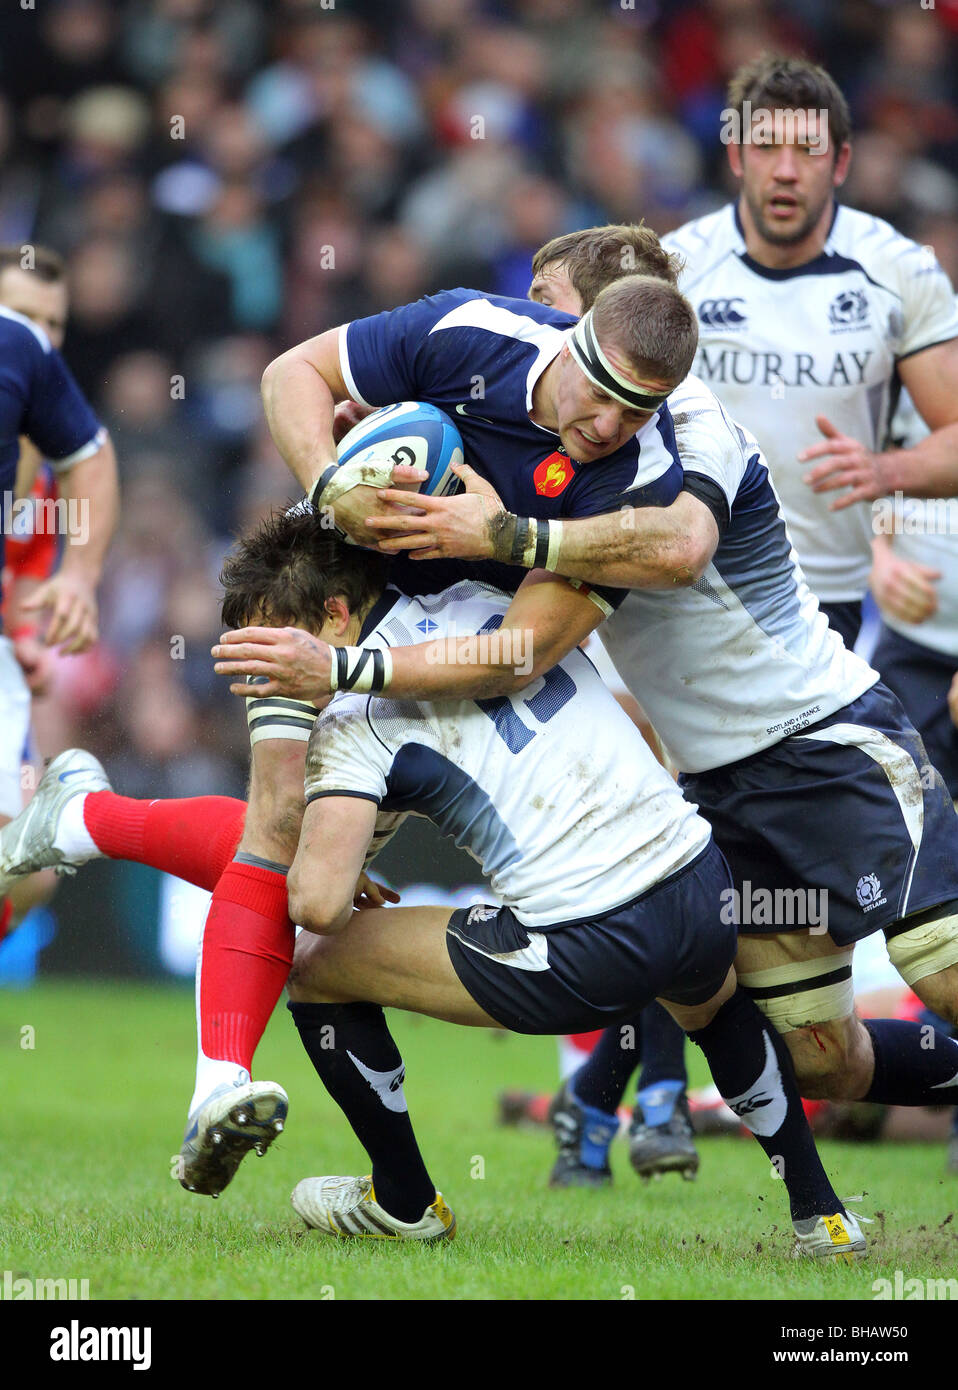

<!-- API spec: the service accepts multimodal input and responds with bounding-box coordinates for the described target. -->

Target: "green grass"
[2,980,957,1301]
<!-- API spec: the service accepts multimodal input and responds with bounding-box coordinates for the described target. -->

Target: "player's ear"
[726,141,744,180]
[323,595,352,637]
[832,141,852,188]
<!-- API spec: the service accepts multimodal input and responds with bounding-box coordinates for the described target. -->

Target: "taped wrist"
[311,458,398,511]
[512,517,564,570]
[308,463,342,511]
[328,645,393,694]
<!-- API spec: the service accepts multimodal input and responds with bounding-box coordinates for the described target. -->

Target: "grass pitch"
[2,979,957,1302]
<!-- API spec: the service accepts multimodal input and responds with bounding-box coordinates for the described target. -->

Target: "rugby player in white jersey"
[214,254,958,1216]
[226,505,863,1254]
[660,54,958,651]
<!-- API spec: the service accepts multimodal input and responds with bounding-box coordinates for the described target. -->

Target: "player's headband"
[567,310,672,412]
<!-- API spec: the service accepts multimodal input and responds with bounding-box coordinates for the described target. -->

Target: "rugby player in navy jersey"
[210,239,958,1228]
[0,245,116,940]
[0,269,118,941]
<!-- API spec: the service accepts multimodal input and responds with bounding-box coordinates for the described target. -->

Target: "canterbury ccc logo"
[698,297,747,329]
[534,451,573,496]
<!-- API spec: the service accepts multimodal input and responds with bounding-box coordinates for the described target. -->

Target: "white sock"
[52,794,102,860]
[189,1058,250,1118]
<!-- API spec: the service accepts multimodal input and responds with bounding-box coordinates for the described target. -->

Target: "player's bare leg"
[735,931,874,1099]
[737,927,958,1115]
[286,908,860,1255]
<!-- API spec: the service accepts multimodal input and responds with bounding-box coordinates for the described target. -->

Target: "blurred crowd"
[1,0,957,796]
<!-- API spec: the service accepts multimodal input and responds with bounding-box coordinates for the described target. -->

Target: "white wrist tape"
[328,645,393,694]
[517,517,564,571]
[313,458,397,510]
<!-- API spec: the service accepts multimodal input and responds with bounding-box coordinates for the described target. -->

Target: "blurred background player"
[0,242,118,946]
[662,53,958,652]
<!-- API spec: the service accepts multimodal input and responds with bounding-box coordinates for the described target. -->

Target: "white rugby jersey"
[304,581,710,927]
[663,204,958,603]
[597,374,878,773]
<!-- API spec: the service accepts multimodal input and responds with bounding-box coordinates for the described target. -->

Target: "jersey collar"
[358,585,404,643]
[733,199,842,280]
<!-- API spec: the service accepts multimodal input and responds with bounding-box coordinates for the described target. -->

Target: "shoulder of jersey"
[661,205,739,276]
[420,285,563,314]
[668,371,757,457]
[0,303,52,353]
[668,372,726,414]
[828,205,944,292]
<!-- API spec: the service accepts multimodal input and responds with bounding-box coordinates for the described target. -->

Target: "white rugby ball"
[336,401,464,496]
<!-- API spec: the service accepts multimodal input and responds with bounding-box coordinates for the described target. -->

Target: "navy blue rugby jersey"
[0,305,104,571]
[340,289,683,606]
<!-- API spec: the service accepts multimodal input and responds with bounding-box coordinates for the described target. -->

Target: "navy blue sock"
[863,1019,958,1106]
[637,1001,688,1092]
[689,989,842,1223]
[288,1000,435,1223]
[572,1012,643,1113]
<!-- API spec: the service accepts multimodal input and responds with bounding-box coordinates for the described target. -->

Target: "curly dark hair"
[220,505,390,632]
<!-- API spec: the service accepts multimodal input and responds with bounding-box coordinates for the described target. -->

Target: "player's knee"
[911,966,958,1028]
[287,933,329,1000]
[7,867,57,915]
[783,1017,872,1100]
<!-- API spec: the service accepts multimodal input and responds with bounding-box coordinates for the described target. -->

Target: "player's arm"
[869,530,941,626]
[214,571,603,702]
[371,463,719,588]
[21,436,119,654]
[803,343,958,506]
[520,490,719,589]
[261,328,346,496]
[5,573,56,695]
[18,339,119,652]
[14,437,42,498]
[261,326,428,536]
[288,794,378,935]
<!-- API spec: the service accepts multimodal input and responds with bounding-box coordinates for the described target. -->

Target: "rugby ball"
[336,401,464,497]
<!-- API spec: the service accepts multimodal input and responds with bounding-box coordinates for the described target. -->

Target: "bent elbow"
[288,879,348,935]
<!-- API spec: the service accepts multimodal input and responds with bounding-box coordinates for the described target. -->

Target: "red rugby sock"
[83,792,246,891]
[198,861,295,1069]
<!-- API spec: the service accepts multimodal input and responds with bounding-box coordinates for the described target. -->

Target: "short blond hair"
[532,224,683,311]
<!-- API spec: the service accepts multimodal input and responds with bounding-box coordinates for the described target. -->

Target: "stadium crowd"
[0,0,957,809]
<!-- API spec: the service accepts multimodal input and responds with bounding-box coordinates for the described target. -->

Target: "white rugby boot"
[291,1175,456,1241]
[0,749,110,878]
[792,1209,868,1262]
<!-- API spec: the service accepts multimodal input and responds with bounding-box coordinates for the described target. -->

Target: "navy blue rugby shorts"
[445,842,735,1034]
[681,682,958,947]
